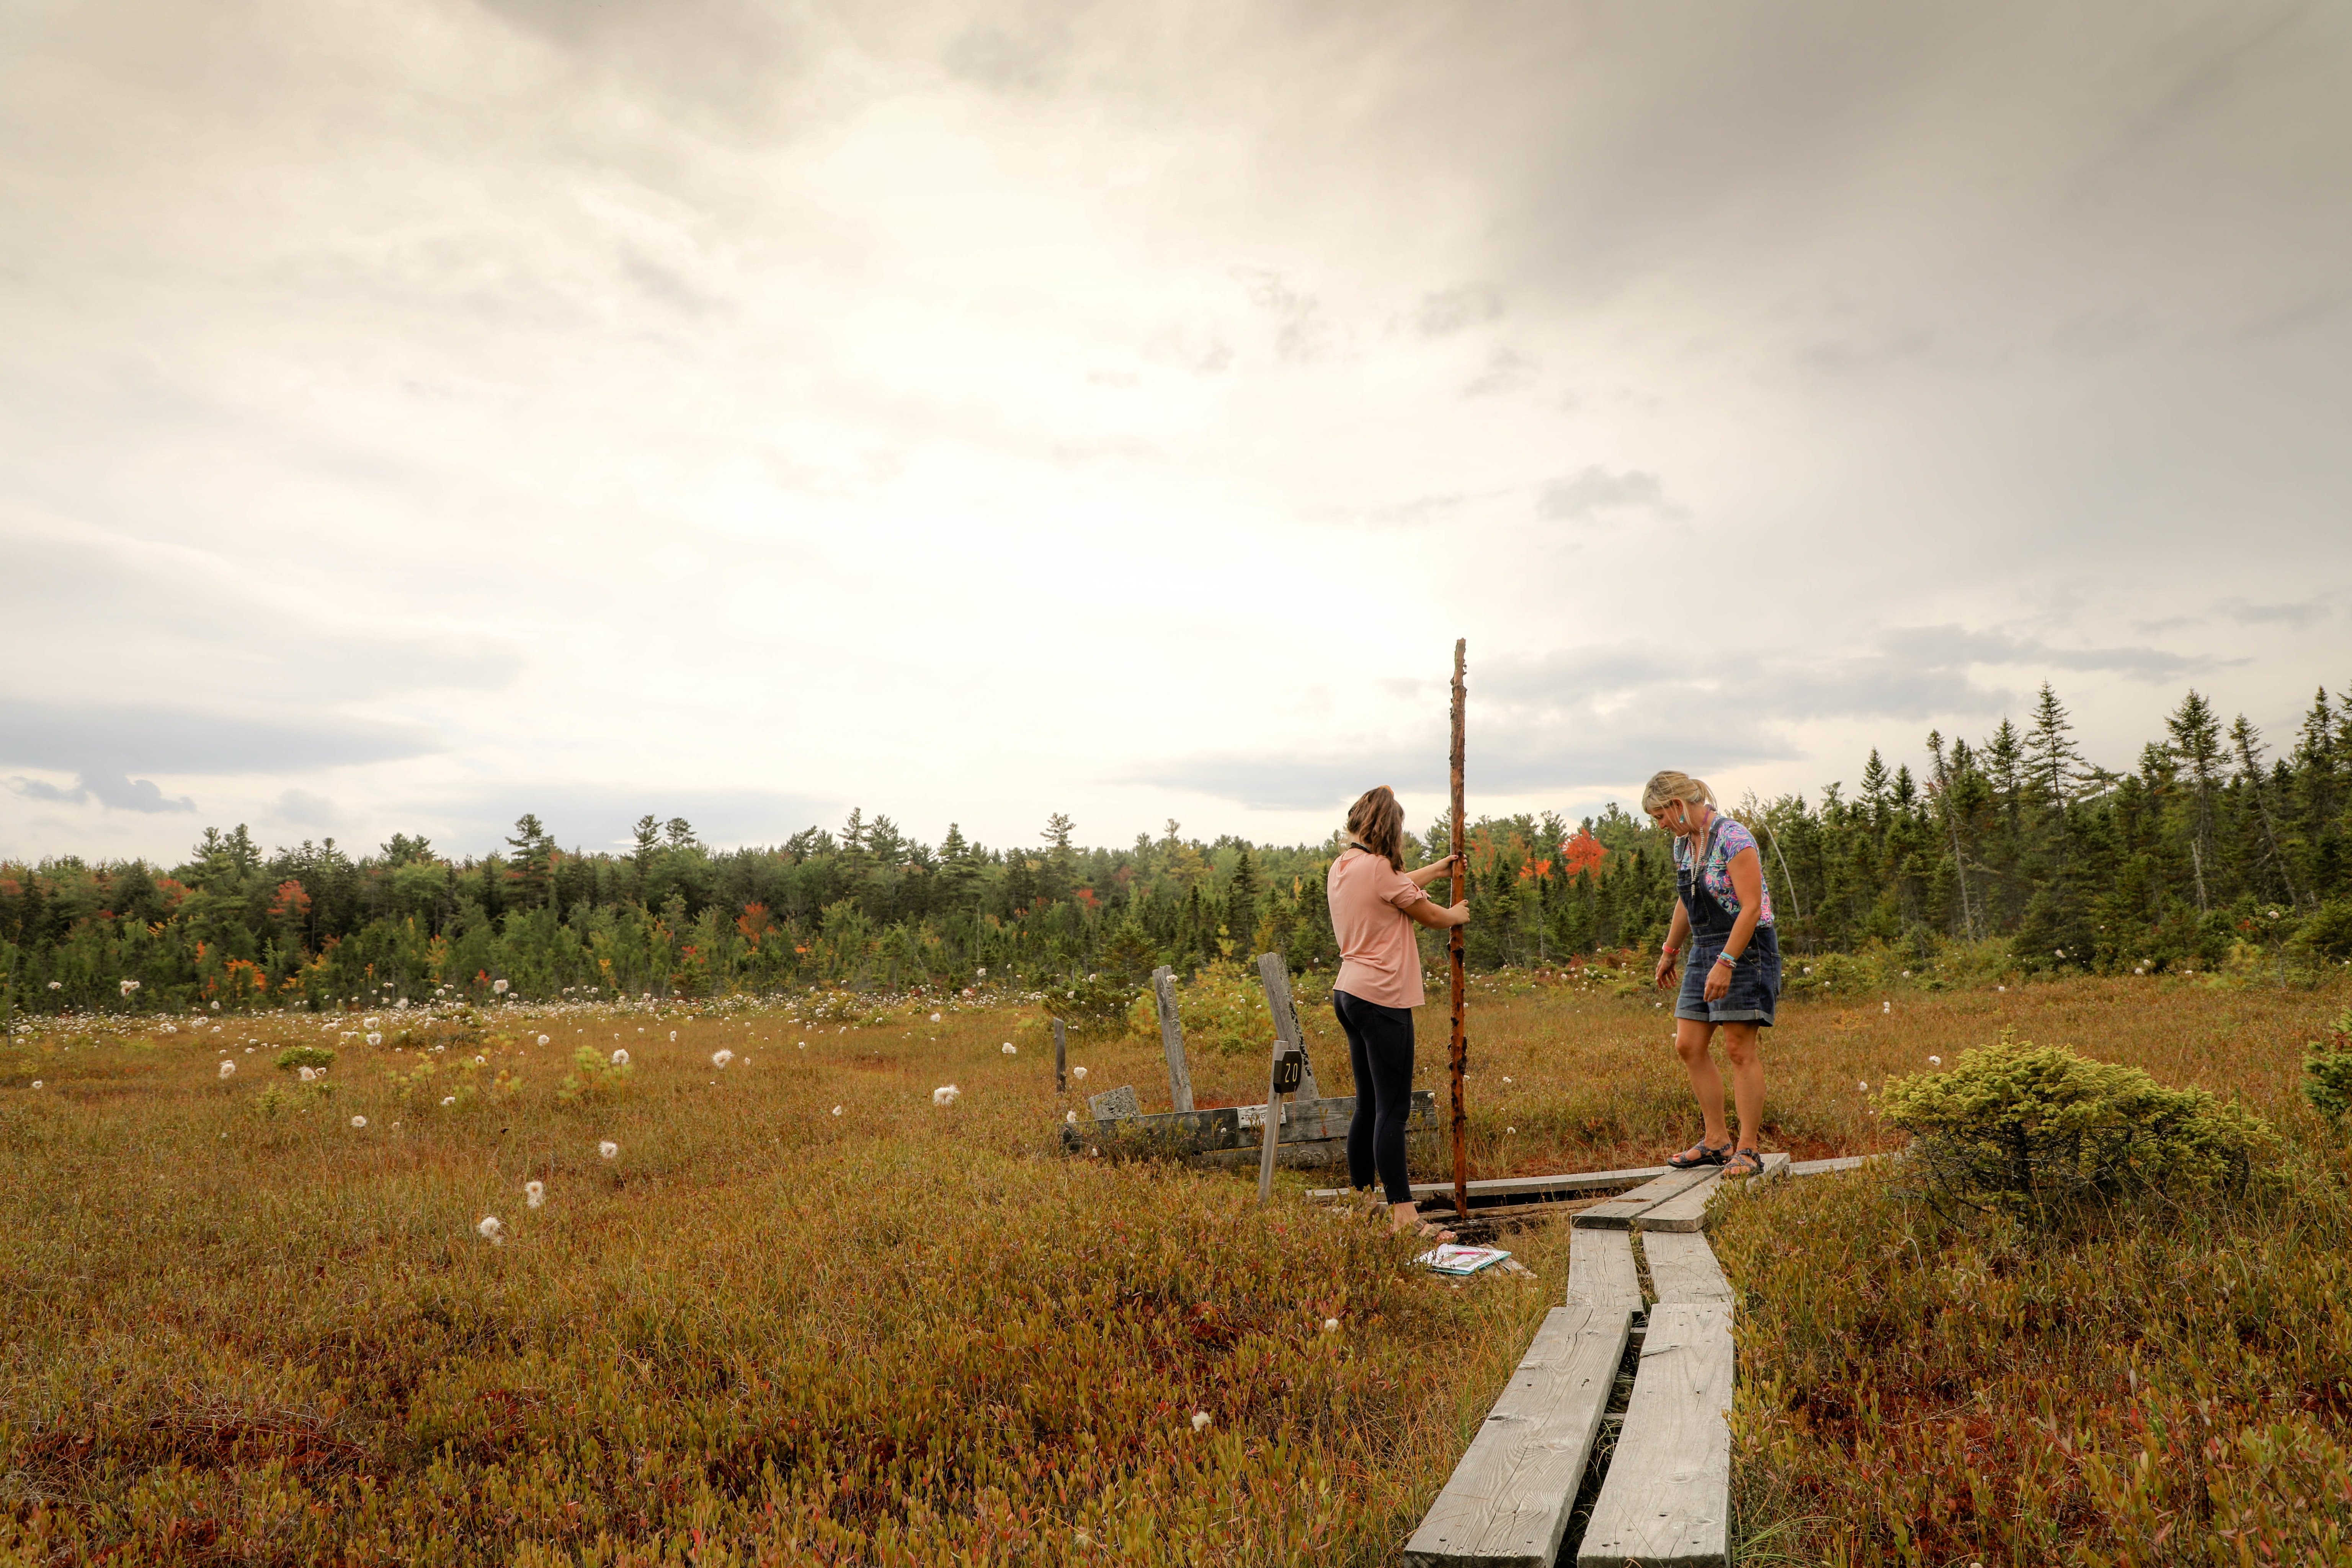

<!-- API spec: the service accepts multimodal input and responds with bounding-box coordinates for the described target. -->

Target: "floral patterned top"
[1674,815,1775,925]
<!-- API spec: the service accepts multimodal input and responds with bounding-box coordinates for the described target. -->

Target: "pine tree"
[2166,690,2223,910]
[2026,684,2085,813]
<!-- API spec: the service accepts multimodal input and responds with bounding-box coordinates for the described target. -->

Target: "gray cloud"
[1535,467,1675,523]
[2222,598,2331,627]
[8,771,197,813]
[270,788,340,828]
[0,699,443,775]
[1413,284,1504,336]
[1233,269,1333,363]
[1463,346,1538,398]
[1150,621,2234,811]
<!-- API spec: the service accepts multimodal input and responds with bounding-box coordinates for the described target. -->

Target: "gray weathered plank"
[1567,1226,1643,1320]
[1151,965,1194,1114]
[1571,1166,1722,1231]
[1788,1154,1872,1176]
[1402,1298,1632,1567]
[1256,952,1321,1103]
[1632,1153,1790,1232]
[1307,1163,1673,1204]
[1086,1084,1139,1121]
[1576,1302,1734,1568]
[1625,1172,1723,1235]
[1640,1231,1733,1308]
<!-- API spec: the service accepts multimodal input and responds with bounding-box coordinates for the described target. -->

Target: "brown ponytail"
[1344,786,1407,871]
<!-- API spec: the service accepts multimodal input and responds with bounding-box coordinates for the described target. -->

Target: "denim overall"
[1676,815,1779,1026]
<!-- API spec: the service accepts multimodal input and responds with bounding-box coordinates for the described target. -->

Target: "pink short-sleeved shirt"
[1327,848,1430,1009]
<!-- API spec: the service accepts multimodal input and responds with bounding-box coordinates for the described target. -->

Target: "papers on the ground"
[1416,1244,1513,1276]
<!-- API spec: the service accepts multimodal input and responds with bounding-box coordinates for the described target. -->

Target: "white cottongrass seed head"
[366,1032,382,1046]
[440,1095,456,1106]
[1929,1055,1942,1066]
[536,1034,549,1046]
[350,1115,367,1129]
[492,979,508,994]
[219,1060,237,1078]
[933,1085,960,1106]
[1001,1042,1017,1056]
[1858,1080,1869,1092]
[831,1105,842,1116]
[476,1215,505,1245]
[929,1012,941,1022]
[1191,1411,1211,1431]
[524,1180,545,1208]
[299,1066,317,1082]
[1065,1110,1078,1125]
[30,1080,42,1089]
[610,1048,630,1065]
[1323,1318,1339,1333]
[712,1049,734,1069]
[598,1140,618,1160]
[474,1055,486,1066]
[1071,1065,1088,1081]
[669,1031,677,1041]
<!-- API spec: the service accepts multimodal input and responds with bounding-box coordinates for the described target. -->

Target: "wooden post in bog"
[1150,965,1195,1113]
[1255,951,1320,1103]
[1053,1017,1067,1092]
[1448,638,1470,1222]
[1254,952,1305,1204]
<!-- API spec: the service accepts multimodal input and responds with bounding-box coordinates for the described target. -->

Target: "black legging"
[1335,989,1415,1204]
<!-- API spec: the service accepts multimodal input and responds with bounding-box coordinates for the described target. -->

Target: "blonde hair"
[1344,786,1407,871]
[1641,770,1717,817]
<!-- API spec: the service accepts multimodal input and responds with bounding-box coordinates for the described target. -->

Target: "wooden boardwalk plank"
[1633,1153,1790,1232]
[1575,1302,1734,1568]
[1307,1163,1672,1204]
[1788,1154,1872,1176]
[1567,1227,1643,1319]
[1571,1167,1720,1231]
[1641,1231,1733,1308]
[1403,1298,1633,1567]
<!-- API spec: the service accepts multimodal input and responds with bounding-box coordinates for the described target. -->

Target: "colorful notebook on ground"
[1416,1245,1512,1276]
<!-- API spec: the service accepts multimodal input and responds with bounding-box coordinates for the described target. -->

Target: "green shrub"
[1882,1032,2277,1220]
[1123,960,1273,1056]
[2305,1006,2352,1127]
[556,1042,632,1104]
[1040,973,1137,1039]
[273,1045,336,1072]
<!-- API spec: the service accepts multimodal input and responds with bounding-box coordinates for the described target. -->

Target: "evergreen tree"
[2165,689,2223,910]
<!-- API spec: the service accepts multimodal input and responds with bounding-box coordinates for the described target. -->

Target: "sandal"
[1723,1148,1766,1179]
[1397,1217,1458,1243]
[1667,1138,1733,1169]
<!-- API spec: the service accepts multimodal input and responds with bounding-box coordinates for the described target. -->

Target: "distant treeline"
[5,682,2349,1016]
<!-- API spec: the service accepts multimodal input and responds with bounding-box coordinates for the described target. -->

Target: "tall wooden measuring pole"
[1448,639,1469,1222]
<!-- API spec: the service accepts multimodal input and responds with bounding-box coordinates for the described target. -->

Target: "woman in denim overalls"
[1643,771,1779,1178]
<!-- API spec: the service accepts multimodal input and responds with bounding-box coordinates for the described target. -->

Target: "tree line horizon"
[5,679,2349,1015]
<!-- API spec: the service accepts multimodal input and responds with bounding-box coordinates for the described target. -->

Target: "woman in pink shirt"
[1327,786,1469,1238]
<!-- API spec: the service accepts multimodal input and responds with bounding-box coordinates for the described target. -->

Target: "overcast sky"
[3,0,2347,865]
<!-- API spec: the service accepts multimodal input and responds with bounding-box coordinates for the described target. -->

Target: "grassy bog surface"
[2,971,2346,1565]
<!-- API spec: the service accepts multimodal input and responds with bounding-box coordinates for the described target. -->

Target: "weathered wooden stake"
[1448,637,1469,1222]
[1053,1017,1067,1092]
[1150,965,1195,1113]
[1255,951,1320,1102]
[1256,951,1315,1203]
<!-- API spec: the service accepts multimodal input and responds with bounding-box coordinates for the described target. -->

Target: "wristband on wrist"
[1715,953,1740,966]
[1661,945,1679,958]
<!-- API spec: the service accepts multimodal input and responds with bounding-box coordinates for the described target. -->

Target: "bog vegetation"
[7,681,2352,1022]
[4,959,2347,1564]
